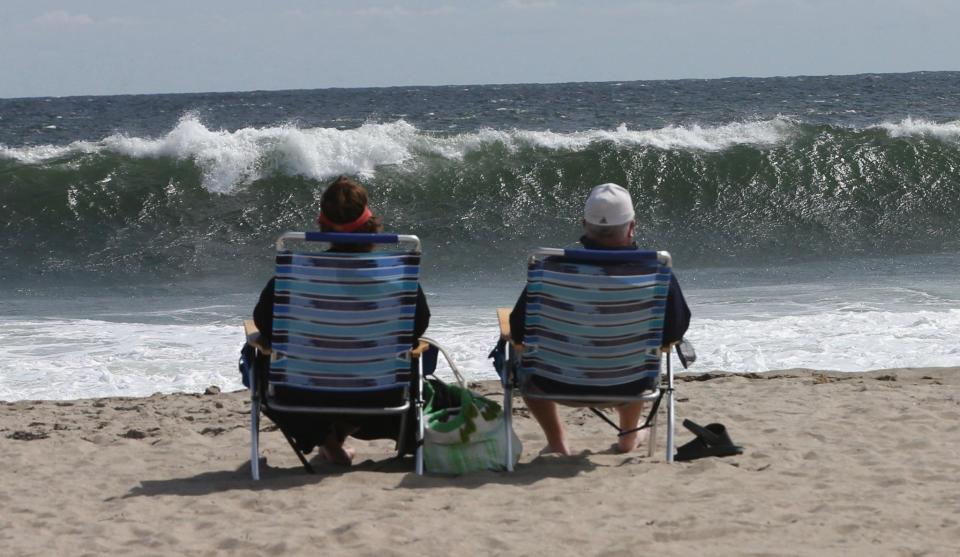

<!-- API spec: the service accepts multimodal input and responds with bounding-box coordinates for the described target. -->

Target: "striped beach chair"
[496,248,678,469]
[244,232,428,479]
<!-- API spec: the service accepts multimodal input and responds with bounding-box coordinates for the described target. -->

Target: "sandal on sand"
[675,419,744,462]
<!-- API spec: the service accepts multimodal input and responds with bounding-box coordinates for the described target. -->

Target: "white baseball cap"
[584,183,635,226]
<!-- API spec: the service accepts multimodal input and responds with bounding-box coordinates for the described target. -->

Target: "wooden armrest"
[243,319,272,355]
[496,308,525,355]
[497,307,512,341]
[660,341,679,355]
[409,339,430,359]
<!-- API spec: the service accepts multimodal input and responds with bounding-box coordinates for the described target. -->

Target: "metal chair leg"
[648,403,658,458]
[503,345,516,472]
[415,366,424,475]
[278,428,314,474]
[251,393,261,480]
[504,383,514,472]
[396,410,409,456]
[666,354,675,463]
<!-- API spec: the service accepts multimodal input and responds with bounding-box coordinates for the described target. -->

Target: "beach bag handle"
[419,336,467,387]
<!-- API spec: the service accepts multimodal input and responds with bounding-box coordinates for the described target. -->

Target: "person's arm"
[252,277,276,344]
[413,285,431,339]
[509,287,528,344]
[662,275,691,345]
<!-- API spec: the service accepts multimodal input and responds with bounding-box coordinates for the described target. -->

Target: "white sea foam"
[0,116,795,192]
[423,306,960,381]
[1,304,958,401]
[692,309,960,373]
[0,141,98,163]
[0,115,420,193]
[875,117,960,140]
[101,115,420,193]
[0,318,244,401]
[512,118,795,152]
[425,118,795,159]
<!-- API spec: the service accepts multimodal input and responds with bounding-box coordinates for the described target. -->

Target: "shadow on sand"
[121,451,604,499]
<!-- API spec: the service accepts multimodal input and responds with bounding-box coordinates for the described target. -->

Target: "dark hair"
[319,176,382,252]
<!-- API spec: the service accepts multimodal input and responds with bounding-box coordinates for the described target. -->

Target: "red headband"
[317,206,373,233]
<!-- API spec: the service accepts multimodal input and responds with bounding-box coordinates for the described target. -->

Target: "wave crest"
[2,113,960,280]
[1,116,797,192]
[102,115,421,193]
[516,118,795,152]
[1,115,421,193]
[874,117,960,140]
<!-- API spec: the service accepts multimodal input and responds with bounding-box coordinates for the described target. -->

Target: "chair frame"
[496,248,677,470]
[244,231,428,479]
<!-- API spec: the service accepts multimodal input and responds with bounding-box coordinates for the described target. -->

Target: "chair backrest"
[520,248,672,388]
[268,232,421,393]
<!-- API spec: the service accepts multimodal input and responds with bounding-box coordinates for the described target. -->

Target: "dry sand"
[2,368,959,556]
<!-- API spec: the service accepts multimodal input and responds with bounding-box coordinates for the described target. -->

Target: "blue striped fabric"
[520,254,672,387]
[269,250,421,392]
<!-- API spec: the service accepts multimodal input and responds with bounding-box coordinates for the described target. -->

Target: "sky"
[1,0,958,98]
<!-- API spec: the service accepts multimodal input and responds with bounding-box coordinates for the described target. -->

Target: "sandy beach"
[2,368,959,556]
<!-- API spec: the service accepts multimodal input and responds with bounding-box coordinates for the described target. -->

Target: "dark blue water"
[5,72,960,145]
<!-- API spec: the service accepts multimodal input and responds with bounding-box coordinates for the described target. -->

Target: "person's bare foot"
[318,444,356,466]
[616,428,650,454]
[539,441,574,456]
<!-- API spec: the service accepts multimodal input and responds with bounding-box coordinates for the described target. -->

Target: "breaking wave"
[1,114,798,192]
[2,115,959,282]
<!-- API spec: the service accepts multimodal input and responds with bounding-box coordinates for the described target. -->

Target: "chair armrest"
[409,339,430,359]
[661,341,679,354]
[496,308,525,356]
[243,320,272,355]
[497,307,512,341]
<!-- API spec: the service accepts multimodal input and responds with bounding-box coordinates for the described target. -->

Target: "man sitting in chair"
[509,183,691,455]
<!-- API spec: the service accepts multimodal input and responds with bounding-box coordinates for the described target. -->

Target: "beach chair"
[243,232,428,479]
[495,248,678,470]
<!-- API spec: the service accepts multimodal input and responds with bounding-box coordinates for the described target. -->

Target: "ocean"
[2,72,959,401]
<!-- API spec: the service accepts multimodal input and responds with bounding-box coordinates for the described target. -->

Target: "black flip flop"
[675,419,744,462]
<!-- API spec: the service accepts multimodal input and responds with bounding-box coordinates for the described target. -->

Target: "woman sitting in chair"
[250,175,430,466]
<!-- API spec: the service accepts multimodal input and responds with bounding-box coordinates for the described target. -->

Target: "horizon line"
[2,69,957,102]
